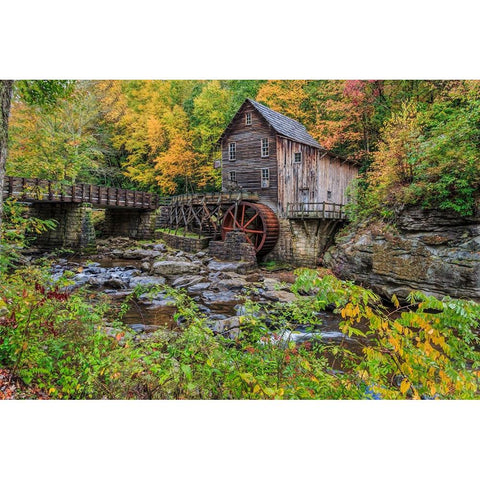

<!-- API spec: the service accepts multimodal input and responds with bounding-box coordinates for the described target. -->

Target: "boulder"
[211,276,246,291]
[121,249,162,260]
[151,260,200,277]
[140,262,151,272]
[261,290,297,303]
[104,277,127,289]
[172,275,206,289]
[187,282,211,293]
[208,315,241,339]
[207,260,251,274]
[202,289,238,304]
[129,276,166,288]
[244,272,264,283]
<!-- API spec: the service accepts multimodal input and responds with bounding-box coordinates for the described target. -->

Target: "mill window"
[229,171,237,183]
[245,112,252,125]
[229,142,236,161]
[261,138,269,157]
[327,190,332,200]
[261,168,270,188]
[294,152,302,163]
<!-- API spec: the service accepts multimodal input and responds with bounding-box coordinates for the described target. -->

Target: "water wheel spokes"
[221,201,279,256]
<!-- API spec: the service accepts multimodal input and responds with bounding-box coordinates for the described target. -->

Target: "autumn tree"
[8,81,111,184]
[0,80,72,229]
[364,101,421,216]
[0,80,14,230]
[256,80,311,126]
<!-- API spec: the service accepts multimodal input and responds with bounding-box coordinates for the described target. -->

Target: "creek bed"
[51,254,369,355]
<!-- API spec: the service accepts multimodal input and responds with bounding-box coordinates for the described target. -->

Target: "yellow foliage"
[400,378,410,395]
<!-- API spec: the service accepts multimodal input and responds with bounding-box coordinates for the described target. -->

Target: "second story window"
[229,142,236,161]
[245,112,252,125]
[294,152,302,163]
[261,138,269,157]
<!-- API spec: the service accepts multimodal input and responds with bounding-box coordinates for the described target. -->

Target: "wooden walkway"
[286,201,346,220]
[2,176,158,210]
[170,191,259,206]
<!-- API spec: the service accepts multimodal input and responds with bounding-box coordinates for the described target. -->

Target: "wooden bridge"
[2,176,160,253]
[2,176,158,210]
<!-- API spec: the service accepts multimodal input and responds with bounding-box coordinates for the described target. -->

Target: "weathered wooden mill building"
[216,98,359,265]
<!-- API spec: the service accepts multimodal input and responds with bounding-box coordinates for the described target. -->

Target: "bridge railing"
[286,202,346,220]
[2,176,158,210]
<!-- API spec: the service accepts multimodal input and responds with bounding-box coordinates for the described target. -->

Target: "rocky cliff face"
[324,207,480,302]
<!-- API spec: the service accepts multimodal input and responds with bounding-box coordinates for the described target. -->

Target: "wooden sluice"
[163,191,259,238]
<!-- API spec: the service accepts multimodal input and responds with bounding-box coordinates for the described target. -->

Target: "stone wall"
[156,230,210,252]
[103,208,156,240]
[156,206,171,229]
[208,231,257,271]
[324,206,480,301]
[29,203,96,253]
[265,218,342,266]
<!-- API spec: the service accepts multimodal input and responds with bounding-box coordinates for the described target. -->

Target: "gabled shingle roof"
[218,98,357,165]
[247,98,322,149]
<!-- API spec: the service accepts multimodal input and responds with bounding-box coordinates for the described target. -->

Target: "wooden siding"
[221,104,278,205]
[276,138,358,216]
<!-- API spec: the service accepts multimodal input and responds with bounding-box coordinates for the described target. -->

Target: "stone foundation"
[29,203,96,253]
[265,218,342,266]
[208,231,257,269]
[156,231,211,252]
[103,208,156,240]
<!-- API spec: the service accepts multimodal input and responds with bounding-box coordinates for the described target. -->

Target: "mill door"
[300,188,309,213]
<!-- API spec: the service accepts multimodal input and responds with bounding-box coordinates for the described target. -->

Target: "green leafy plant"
[0,199,57,272]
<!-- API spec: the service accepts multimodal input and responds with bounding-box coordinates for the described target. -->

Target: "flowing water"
[52,256,368,354]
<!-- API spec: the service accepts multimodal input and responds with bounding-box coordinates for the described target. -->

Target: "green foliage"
[2,265,477,399]
[0,266,114,398]
[404,94,480,215]
[0,199,57,273]
[14,80,74,108]
[8,81,115,185]
[355,81,480,219]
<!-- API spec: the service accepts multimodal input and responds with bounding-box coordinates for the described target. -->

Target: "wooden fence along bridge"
[2,176,347,257]
[2,176,158,210]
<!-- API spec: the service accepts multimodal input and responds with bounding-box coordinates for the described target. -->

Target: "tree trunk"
[0,80,14,231]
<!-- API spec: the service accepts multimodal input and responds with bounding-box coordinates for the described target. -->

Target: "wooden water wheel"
[221,201,279,256]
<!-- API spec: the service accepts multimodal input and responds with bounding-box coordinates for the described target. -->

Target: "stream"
[48,239,368,355]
